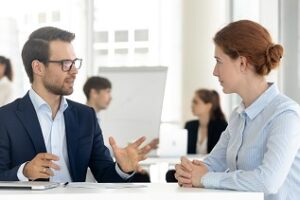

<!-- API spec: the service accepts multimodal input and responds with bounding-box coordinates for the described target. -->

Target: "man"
[83,76,112,115]
[0,27,151,182]
[83,76,159,182]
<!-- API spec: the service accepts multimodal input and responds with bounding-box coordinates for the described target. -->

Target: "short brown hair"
[83,76,112,100]
[214,20,283,76]
[21,26,75,83]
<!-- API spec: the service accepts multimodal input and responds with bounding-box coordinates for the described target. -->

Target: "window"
[92,0,182,123]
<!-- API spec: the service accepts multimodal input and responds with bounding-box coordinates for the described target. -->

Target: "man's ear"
[32,60,44,77]
[90,88,99,98]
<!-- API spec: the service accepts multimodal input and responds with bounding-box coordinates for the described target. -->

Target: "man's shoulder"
[0,97,22,113]
[66,99,93,113]
[65,99,97,125]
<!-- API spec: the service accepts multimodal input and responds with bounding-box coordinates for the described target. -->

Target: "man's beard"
[43,79,74,96]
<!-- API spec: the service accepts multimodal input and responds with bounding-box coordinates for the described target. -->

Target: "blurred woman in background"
[186,89,227,154]
[0,56,14,106]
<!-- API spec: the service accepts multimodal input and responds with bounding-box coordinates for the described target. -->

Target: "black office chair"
[166,169,177,182]
[130,172,151,182]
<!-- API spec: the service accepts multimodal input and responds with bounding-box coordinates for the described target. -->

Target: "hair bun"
[265,44,284,70]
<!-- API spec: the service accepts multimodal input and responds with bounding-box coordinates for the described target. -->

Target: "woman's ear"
[239,56,248,73]
[206,102,213,112]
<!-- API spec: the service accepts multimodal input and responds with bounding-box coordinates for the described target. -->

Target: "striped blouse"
[201,83,300,200]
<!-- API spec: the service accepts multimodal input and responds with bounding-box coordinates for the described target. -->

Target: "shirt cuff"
[201,172,223,189]
[17,162,29,181]
[115,163,135,179]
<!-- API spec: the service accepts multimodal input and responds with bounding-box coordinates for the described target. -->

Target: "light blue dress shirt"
[17,89,131,182]
[17,89,71,182]
[201,83,300,200]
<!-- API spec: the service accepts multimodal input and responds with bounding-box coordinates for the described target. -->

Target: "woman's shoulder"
[184,120,199,128]
[270,93,300,115]
[210,118,228,125]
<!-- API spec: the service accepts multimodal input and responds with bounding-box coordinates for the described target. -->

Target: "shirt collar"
[236,83,279,120]
[29,88,68,113]
[0,76,10,83]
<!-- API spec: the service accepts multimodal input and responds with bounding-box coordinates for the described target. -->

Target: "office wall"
[181,0,230,124]
[280,0,300,104]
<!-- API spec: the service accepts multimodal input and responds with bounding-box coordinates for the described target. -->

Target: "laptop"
[157,124,188,157]
[0,181,60,190]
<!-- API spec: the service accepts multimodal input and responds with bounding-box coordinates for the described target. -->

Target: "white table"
[140,154,206,166]
[87,155,206,183]
[139,155,206,182]
[0,183,263,200]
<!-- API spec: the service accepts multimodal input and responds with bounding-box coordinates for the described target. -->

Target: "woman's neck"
[198,114,210,127]
[239,77,269,108]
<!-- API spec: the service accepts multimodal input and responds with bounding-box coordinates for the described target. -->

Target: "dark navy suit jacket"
[0,93,125,182]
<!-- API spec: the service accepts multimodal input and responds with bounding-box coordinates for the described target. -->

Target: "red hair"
[214,20,283,76]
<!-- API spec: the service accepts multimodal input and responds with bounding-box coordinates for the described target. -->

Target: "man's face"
[95,88,112,111]
[42,40,78,96]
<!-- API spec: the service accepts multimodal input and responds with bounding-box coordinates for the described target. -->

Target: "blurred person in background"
[0,56,14,106]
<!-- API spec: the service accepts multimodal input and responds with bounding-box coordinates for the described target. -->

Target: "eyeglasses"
[46,58,83,72]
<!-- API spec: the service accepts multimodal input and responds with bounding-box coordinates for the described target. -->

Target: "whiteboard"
[98,67,167,152]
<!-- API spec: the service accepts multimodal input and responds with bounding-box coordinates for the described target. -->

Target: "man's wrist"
[17,162,29,181]
[115,163,135,179]
[116,163,134,174]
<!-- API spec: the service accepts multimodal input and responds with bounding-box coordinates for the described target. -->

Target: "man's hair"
[83,76,112,100]
[21,26,75,83]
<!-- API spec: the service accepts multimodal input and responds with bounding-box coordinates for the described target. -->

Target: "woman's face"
[213,45,242,94]
[0,63,5,79]
[191,94,211,117]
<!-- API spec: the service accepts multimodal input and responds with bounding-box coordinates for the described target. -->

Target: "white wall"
[181,0,230,124]
[280,0,300,104]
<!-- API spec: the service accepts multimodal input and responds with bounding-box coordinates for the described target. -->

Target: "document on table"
[67,182,147,189]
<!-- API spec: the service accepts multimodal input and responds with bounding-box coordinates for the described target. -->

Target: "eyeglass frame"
[45,58,83,72]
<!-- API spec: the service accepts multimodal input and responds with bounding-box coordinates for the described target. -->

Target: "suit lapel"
[16,93,47,153]
[64,102,80,180]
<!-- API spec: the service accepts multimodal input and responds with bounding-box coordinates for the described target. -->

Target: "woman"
[166,89,227,182]
[175,20,300,200]
[0,56,14,106]
[186,89,227,154]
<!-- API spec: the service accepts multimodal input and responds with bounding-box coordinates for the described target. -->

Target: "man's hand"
[109,136,150,173]
[148,138,159,150]
[23,153,60,180]
[175,157,208,188]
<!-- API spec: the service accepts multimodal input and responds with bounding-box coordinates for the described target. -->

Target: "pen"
[63,182,69,187]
